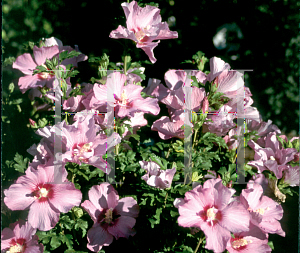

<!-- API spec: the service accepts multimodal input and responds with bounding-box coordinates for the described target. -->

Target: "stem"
[124,55,129,75]
[192,128,198,149]
[166,140,173,159]
[163,192,168,208]
[194,235,204,253]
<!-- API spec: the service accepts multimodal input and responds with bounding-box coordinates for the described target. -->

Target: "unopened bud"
[29,118,37,127]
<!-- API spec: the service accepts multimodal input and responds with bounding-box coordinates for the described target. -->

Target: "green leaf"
[3,56,16,67]
[63,234,74,249]
[74,219,88,238]
[268,241,274,250]
[129,69,146,80]
[8,82,14,93]
[13,153,29,173]
[50,235,62,250]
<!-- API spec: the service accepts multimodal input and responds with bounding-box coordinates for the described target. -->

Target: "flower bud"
[202,96,209,113]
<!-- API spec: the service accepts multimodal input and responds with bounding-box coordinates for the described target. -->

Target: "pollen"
[269,156,276,160]
[104,208,113,224]
[231,238,249,249]
[119,90,128,106]
[206,206,218,225]
[9,243,25,253]
[39,187,49,198]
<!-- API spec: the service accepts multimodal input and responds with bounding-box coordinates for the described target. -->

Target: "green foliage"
[13,153,29,173]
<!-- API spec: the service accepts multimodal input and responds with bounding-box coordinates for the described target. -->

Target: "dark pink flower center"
[9,238,26,253]
[115,90,132,109]
[32,183,53,202]
[72,142,94,162]
[97,208,120,229]
[134,25,151,43]
[199,205,222,226]
[37,64,55,80]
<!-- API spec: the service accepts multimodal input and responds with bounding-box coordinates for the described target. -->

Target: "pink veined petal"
[135,5,161,29]
[86,226,114,252]
[28,200,60,231]
[18,222,37,241]
[48,183,82,213]
[91,184,119,211]
[136,41,160,63]
[243,183,264,209]
[4,183,35,211]
[114,197,139,218]
[258,196,283,221]
[81,200,100,223]
[258,219,285,236]
[164,69,186,90]
[265,132,280,153]
[107,216,136,240]
[33,45,59,66]
[207,56,231,82]
[124,84,144,101]
[13,53,37,75]
[131,97,160,115]
[155,22,178,40]
[109,25,138,42]
[201,222,231,253]
[220,201,250,233]
[18,75,46,94]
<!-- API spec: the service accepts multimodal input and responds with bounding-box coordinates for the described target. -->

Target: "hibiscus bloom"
[109,1,178,63]
[1,220,44,253]
[247,132,297,179]
[226,223,271,253]
[4,164,82,231]
[176,178,250,253]
[61,114,112,173]
[81,183,139,252]
[239,181,285,236]
[139,160,176,189]
[12,45,60,93]
[91,72,160,118]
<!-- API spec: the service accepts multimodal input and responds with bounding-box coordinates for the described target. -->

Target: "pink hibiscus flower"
[139,160,176,189]
[43,36,88,67]
[4,164,82,231]
[247,132,297,179]
[226,223,271,253]
[239,181,285,236]
[61,114,112,173]
[176,178,250,253]
[12,45,60,93]
[1,220,44,253]
[91,72,160,118]
[81,183,139,252]
[109,1,178,63]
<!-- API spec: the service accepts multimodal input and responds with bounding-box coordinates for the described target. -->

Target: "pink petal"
[114,197,139,218]
[13,53,37,75]
[109,25,137,42]
[220,201,250,233]
[201,222,231,253]
[33,45,59,66]
[87,226,113,252]
[28,201,60,231]
[136,41,159,63]
[155,22,178,40]
[107,216,136,239]
[18,75,46,94]
[48,183,82,213]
